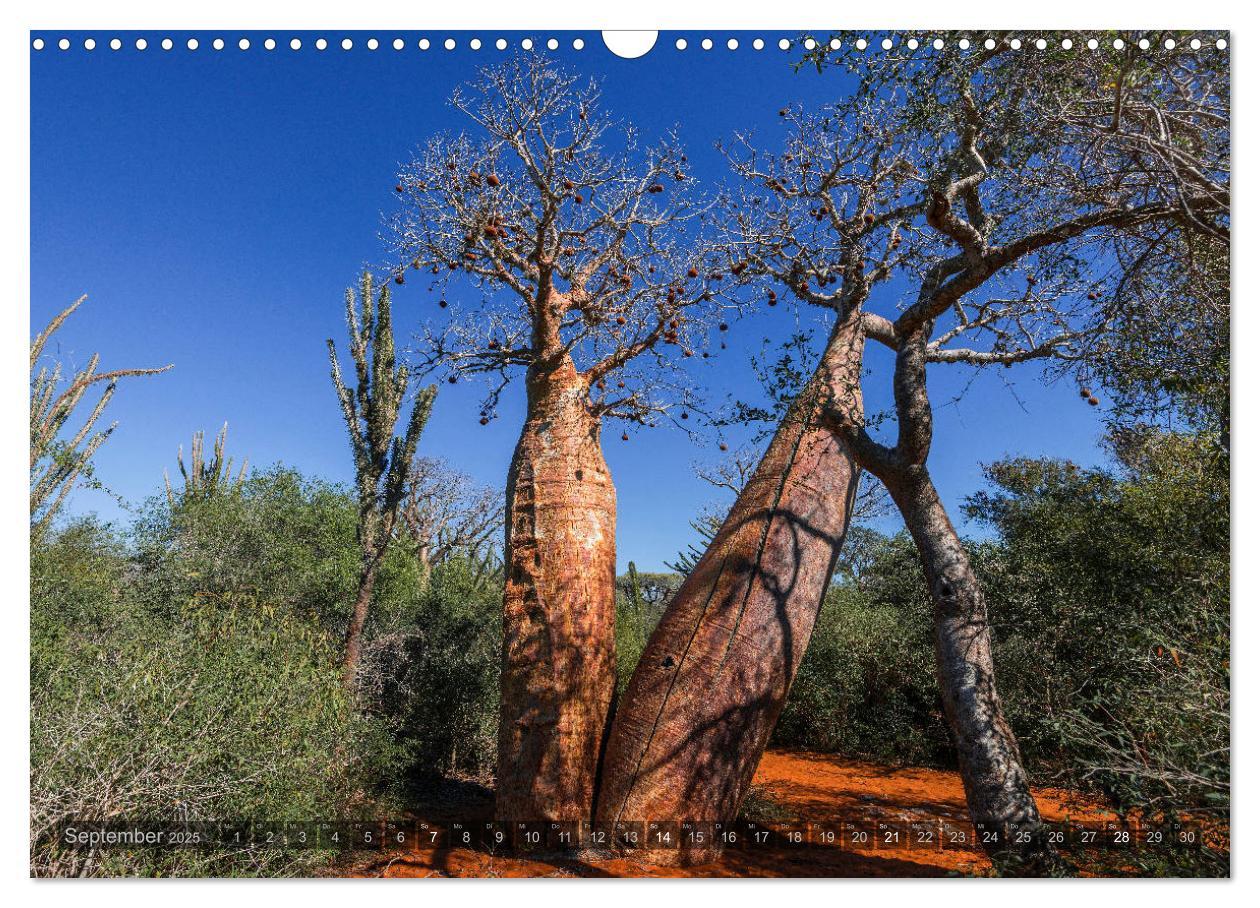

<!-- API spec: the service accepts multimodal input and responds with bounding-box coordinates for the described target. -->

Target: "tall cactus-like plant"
[30,296,171,536]
[329,271,437,687]
[164,423,248,507]
[623,561,648,651]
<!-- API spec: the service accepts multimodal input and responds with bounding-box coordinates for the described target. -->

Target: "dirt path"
[349,750,1114,878]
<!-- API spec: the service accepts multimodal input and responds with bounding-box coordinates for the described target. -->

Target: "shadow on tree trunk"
[595,323,864,865]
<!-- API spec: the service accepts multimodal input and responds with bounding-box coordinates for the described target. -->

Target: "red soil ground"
[347,750,1120,878]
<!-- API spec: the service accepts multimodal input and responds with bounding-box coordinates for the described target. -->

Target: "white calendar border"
[3,1,1248,903]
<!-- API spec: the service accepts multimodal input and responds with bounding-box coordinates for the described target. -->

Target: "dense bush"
[774,560,948,765]
[30,429,1228,876]
[613,564,682,694]
[358,556,502,784]
[357,560,686,782]
[31,517,395,877]
[27,461,526,871]
[130,467,423,636]
[968,430,1229,819]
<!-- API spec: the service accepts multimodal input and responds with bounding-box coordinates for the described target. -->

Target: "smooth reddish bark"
[496,356,617,823]
[595,321,864,864]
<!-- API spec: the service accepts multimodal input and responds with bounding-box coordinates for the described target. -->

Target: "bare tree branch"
[388,54,737,427]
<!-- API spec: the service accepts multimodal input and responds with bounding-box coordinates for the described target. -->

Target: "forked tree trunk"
[881,463,1052,869]
[496,356,617,823]
[595,320,864,865]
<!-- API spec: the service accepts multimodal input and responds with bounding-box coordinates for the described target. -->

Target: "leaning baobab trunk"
[496,355,617,822]
[595,320,863,864]
[880,462,1049,865]
[667,32,1225,874]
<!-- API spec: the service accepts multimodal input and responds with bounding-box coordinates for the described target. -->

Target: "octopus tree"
[389,55,726,823]
[598,32,1228,869]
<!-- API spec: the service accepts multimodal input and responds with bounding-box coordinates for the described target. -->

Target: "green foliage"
[965,430,1229,817]
[774,543,949,765]
[1089,235,1229,450]
[357,555,503,783]
[29,464,497,876]
[614,564,683,693]
[30,517,130,644]
[131,466,423,638]
[726,331,821,435]
[30,517,394,878]
[29,380,1227,878]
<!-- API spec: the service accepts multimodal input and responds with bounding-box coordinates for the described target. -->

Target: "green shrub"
[773,429,1227,875]
[358,556,502,784]
[31,520,393,877]
[30,430,1227,876]
[613,565,681,694]
[31,517,130,649]
[967,431,1229,818]
[130,466,424,638]
[774,545,950,765]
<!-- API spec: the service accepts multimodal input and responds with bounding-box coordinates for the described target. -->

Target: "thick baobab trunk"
[595,320,864,865]
[341,557,380,690]
[882,463,1051,868]
[496,356,617,823]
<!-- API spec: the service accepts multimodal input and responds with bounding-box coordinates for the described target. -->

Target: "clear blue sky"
[30,31,1112,571]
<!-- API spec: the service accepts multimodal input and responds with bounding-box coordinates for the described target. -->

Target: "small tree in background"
[399,456,504,584]
[616,561,677,656]
[390,54,729,823]
[164,423,248,507]
[329,272,437,689]
[30,295,171,537]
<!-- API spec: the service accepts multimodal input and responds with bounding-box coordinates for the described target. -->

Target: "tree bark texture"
[594,321,864,865]
[341,557,380,690]
[496,356,617,823]
[882,464,1049,863]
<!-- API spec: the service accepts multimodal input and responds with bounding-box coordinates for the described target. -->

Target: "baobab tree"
[1082,229,1229,451]
[389,55,726,822]
[595,297,865,850]
[598,32,1228,868]
[672,334,897,568]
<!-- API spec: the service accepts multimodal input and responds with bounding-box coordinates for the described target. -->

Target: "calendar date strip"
[50,817,1209,853]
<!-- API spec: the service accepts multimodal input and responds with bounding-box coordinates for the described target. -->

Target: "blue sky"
[30,31,1113,570]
